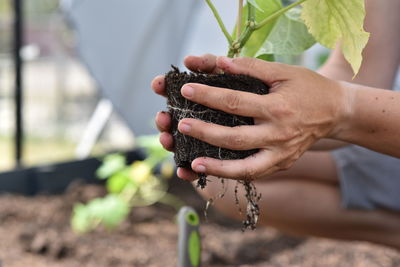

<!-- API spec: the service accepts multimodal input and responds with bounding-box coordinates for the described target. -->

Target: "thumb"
[216,56,293,85]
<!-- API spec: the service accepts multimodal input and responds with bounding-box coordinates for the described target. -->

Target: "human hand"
[151,54,222,181]
[173,56,350,181]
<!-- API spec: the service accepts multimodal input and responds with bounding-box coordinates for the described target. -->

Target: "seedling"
[71,135,184,233]
[165,0,369,229]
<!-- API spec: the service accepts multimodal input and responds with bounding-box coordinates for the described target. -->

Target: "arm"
[332,83,400,157]
[313,0,400,150]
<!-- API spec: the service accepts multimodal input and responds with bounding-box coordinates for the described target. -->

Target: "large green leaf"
[255,8,315,56]
[301,0,369,75]
[246,0,263,12]
[237,0,283,57]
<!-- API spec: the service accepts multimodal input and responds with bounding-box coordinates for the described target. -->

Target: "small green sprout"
[71,135,184,234]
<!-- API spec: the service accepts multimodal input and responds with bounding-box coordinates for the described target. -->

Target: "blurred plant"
[71,135,183,233]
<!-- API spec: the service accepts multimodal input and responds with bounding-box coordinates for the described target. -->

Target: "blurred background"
[0,0,329,171]
[0,0,136,171]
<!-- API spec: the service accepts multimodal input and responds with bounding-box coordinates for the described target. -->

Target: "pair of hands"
[152,54,348,181]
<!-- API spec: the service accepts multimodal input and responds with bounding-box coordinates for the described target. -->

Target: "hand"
[172,56,349,181]
[151,54,222,181]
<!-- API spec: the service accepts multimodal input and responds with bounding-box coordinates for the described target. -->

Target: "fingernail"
[194,164,206,173]
[178,122,191,133]
[181,85,194,98]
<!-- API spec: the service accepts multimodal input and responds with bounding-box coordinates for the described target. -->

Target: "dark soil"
[165,67,269,173]
[0,180,399,267]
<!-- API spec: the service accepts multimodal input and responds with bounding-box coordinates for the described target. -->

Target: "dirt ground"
[0,180,399,267]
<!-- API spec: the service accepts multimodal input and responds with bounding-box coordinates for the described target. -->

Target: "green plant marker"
[186,212,200,226]
[189,231,201,267]
[177,206,201,267]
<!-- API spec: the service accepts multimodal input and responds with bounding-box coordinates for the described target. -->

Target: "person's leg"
[196,151,400,249]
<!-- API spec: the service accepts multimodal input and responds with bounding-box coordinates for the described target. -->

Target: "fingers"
[184,54,222,74]
[181,83,271,118]
[159,132,174,152]
[216,56,293,84]
[151,75,166,97]
[191,150,281,180]
[156,111,174,151]
[155,111,171,132]
[177,167,198,181]
[178,118,268,150]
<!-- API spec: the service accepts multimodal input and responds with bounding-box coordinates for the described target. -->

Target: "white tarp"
[63,0,236,135]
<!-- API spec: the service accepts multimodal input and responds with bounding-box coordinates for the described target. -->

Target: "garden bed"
[0,179,399,267]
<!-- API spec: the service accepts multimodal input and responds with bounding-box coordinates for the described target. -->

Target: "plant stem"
[227,0,308,57]
[236,0,243,41]
[205,0,233,45]
[228,3,255,58]
[237,4,256,50]
[255,0,308,30]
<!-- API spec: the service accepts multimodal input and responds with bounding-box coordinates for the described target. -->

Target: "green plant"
[208,0,369,75]
[71,135,184,233]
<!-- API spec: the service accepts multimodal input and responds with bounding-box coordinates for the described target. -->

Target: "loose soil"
[0,179,399,267]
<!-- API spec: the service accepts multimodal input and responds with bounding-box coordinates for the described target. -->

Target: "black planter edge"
[0,149,146,196]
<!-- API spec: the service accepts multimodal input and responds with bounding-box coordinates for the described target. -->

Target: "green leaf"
[96,154,126,179]
[301,0,369,75]
[71,203,94,233]
[71,195,130,233]
[246,0,264,12]
[238,0,283,58]
[106,169,133,194]
[93,195,130,229]
[130,175,167,207]
[255,8,315,57]
[257,54,275,62]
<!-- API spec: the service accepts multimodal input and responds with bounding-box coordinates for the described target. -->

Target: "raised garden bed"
[0,178,399,266]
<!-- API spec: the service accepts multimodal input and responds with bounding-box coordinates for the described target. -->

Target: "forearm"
[333,83,400,158]
[312,0,400,152]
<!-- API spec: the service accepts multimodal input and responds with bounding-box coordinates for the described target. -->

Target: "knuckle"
[245,57,258,70]
[288,65,308,77]
[268,101,292,118]
[223,93,241,112]
[264,127,294,144]
[234,57,257,70]
[258,101,270,118]
[283,127,298,140]
[227,133,245,149]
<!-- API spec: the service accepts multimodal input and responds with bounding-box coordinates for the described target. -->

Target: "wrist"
[327,81,356,140]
